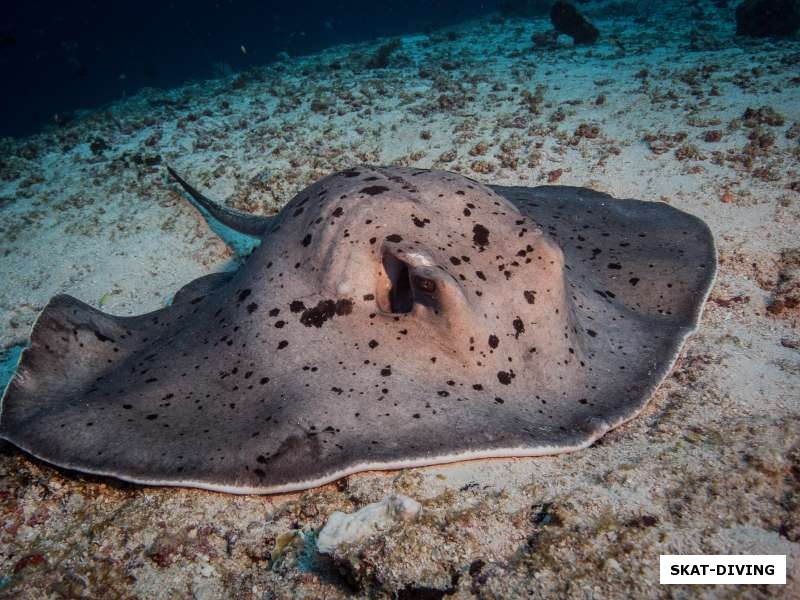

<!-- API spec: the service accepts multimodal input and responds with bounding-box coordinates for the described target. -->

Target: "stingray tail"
[166,166,272,237]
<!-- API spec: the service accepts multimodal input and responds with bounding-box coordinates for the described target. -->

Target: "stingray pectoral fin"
[171,271,234,305]
[0,295,161,447]
[491,184,717,324]
[166,166,272,237]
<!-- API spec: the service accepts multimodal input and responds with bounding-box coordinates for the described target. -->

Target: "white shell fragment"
[317,493,422,554]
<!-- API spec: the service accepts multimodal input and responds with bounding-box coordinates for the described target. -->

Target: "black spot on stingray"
[363,294,375,301]
[472,224,490,249]
[513,317,525,338]
[146,414,159,420]
[607,263,621,270]
[269,308,280,317]
[497,371,512,385]
[277,340,289,350]
[335,299,354,316]
[94,331,114,343]
[238,289,252,302]
[302,233,313,247]
[629,277,640,286]
[332,207,344,218]
[586,329,597,337]
[473,384,483,391]
[476,270,486,281]
[368,340,379,349]
[380,366,392,376]
[274,320,285,328]
[494,397,504,404]
[449,256,462,266]
[292,206,305,217]
[438,390,450,397]
[343,170,361,177]
[259,377,270,384]
[412,216,430,228]
[488,335,499,349]
[361,185,389,196]
[254,468,266,478]
[300,300,336,327]
[246,302,259,314]
[524,290,536,304]
[385,234,403,243]
[289,301,306,313]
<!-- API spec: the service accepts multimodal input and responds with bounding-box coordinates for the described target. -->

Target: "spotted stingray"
[0,166,716,494]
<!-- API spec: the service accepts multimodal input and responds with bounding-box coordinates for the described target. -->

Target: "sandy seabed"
[0,2,799,598]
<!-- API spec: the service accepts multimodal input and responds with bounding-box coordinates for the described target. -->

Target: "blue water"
[7,1,795,139]
[1,0,496,137]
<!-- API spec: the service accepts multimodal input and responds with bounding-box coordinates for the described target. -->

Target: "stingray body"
[0,166,716,494]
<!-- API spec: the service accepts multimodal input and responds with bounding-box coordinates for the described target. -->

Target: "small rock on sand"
[317,493,421,554]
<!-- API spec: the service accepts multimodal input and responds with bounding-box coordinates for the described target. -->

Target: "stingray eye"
[379,248,446,315]
[411,275,436,294]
